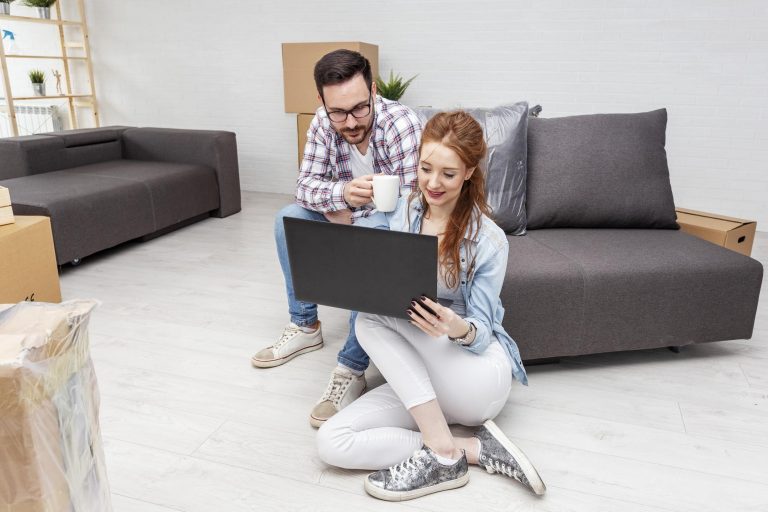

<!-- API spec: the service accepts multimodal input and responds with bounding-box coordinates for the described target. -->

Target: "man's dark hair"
[313,49,372,99]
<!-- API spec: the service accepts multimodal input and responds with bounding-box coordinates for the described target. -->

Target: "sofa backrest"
[0,127,131,178]
[37,127,130,173]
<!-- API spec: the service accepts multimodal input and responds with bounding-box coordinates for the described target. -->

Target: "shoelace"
[389,450,425,480]
[485,458,521,481]
[320,371,352,406]
[274,324,302,350]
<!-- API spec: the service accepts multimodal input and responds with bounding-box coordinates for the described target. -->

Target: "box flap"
[0,186,10,207]
[675,207,754,226]
[676,211,744,232]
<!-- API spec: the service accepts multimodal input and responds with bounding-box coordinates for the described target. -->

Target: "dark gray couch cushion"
[526,109,678,229]
[414,103,529,234]
[501,234,585,360]
[61,160,220,230]
[2,170,156,264]
[122,128,241,217]
[504,229,763,360]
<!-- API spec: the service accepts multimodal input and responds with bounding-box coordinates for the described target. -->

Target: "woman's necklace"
[420,214,446,237]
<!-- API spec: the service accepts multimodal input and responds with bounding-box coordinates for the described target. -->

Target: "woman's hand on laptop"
[407,296,467,339]
[343,175,374,208]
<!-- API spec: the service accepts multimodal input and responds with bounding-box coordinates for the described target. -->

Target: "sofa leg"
[668,346,682,353]
[71,258,82,266]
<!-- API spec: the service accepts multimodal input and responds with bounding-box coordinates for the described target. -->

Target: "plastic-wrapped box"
[0,300,112,511]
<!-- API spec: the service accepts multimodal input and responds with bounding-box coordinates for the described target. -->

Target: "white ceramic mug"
[371,175,400,212]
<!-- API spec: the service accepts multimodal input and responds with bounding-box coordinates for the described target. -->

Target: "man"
[251,50,422,428]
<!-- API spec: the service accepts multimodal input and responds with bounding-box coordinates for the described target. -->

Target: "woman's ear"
[465,167,476,181]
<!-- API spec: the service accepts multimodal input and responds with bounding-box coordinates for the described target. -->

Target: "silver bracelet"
[449,322,475,346]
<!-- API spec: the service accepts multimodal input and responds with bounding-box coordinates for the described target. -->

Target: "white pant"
[317,313,512,470]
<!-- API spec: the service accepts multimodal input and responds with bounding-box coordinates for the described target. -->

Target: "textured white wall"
[85,0,768,226]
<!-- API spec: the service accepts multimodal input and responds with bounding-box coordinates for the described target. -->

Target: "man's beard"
[339,119,373,145]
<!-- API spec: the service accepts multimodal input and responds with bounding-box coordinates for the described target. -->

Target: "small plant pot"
[32,83,46,97]
[0,3,10,15]
[37,7,50,19]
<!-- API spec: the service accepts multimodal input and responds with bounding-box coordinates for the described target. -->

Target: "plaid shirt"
[296,95,422,220]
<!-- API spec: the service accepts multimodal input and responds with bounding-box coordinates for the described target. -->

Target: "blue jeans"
[274,203,370,373]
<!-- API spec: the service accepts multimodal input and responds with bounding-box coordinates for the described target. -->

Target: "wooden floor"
[59,191,768,512]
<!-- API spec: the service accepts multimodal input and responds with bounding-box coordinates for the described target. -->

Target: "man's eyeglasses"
[324,94,372,123]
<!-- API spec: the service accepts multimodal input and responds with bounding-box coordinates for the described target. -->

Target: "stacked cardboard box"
[282,42,379,166]
[676,208,757,257]
[296,113,314,166]
[0,187,13,226]
[0,216,62,304]
[0,300,112,511]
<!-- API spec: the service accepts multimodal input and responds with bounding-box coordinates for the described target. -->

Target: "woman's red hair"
[413,111,490,288]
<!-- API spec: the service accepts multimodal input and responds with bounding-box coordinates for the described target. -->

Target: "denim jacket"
[362,196,528,385]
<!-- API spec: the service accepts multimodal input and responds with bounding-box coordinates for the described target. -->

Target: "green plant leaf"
[375,69,417,101]
[22,0,57,7]
[28,69,45,83]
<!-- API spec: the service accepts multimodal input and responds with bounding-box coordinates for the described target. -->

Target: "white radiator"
[0,105,64,137]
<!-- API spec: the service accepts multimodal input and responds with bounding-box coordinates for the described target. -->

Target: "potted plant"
[375,70,418,102]
[29,69,45,96]
[0,0,14,16]
[22,0,56,19]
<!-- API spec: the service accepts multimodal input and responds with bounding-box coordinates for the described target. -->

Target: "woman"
[316,111,545,501]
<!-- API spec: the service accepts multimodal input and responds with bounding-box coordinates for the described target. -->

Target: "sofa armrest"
[0,135,63,180]
[121,127,241,217]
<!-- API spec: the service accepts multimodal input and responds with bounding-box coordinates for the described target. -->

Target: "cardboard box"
[297,113,314,166]
[282,42,379,114]
[0,216,61,303]
[676,208,757,256]
[0,187,12,226]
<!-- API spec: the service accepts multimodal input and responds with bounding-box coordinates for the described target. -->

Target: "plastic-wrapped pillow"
[414,102,529,234]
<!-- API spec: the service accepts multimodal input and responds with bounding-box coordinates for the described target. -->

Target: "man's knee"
[274,204,320,237]
[353,212,388,230]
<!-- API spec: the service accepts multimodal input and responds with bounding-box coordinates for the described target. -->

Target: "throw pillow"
[525,108,678,229]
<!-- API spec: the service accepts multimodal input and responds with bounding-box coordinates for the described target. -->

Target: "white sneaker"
[251,322,323,368]
[309,366,366,428]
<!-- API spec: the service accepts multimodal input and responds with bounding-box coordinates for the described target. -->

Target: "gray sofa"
[497,109,763,361]
[0,126,240,265]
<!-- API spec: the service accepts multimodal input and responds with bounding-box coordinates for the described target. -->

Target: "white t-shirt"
[348,142,374,178]
[348,143,374,208]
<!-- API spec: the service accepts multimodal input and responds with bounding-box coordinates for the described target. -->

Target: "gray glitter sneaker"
[474,420,546,495]
[364,446,469,501]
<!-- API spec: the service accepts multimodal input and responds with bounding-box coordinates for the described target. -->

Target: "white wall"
[85,0,768,227]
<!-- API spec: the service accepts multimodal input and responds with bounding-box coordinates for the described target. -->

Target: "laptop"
[284,217,450,319]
